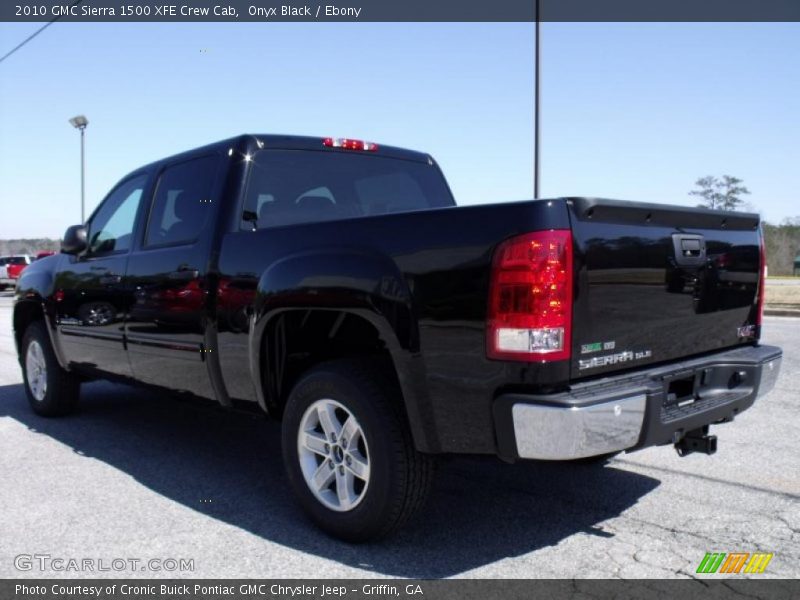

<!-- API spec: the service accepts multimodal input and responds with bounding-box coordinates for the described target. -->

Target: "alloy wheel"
[297,398,371,512]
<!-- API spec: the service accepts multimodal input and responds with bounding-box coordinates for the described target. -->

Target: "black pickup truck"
[14,134,782,541]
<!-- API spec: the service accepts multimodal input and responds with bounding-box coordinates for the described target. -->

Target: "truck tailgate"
[567,198,762,380]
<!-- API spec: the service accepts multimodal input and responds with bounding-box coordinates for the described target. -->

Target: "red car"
[0,255,32,288]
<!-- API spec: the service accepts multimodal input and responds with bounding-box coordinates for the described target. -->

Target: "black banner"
[2,0,800,23]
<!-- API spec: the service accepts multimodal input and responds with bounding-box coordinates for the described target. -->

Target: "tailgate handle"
[672,234,706,266]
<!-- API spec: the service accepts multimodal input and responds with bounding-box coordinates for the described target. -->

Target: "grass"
[766,285,800,306]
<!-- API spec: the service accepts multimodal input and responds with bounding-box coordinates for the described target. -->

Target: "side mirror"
[61,225,87,255]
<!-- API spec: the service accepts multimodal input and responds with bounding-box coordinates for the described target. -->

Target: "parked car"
[0,255,31,288]
[13,134,782,541]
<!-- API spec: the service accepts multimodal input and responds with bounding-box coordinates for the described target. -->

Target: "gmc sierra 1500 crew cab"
[14,134,782,541]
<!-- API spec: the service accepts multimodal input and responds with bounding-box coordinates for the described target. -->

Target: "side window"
[87,175,147,255]
[145,155,218,247]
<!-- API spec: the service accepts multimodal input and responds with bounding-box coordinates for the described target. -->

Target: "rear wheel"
[22,322,80,416]
[281,360,433,542]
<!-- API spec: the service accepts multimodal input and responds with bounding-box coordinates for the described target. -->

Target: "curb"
[764,306,800,318]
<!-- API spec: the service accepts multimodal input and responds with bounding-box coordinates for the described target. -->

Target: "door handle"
[168,268,200,281]
[99,274,122,285]
[671,234,706,267]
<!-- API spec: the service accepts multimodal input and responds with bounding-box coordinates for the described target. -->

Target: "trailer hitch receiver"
[675,426,717,457]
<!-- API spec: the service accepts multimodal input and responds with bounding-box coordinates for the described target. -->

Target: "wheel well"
[13,301,44,352]
[261,310,399,417]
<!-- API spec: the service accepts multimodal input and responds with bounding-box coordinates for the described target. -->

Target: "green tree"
[689,175,751,211]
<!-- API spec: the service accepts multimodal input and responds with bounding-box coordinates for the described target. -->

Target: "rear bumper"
[493,344,782,461]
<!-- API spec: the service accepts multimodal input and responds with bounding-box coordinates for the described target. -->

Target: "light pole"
[68,115,89,223]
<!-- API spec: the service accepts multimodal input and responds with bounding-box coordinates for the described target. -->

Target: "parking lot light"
[68,115,89,223]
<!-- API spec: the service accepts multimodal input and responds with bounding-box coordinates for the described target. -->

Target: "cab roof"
[135,134,432,175]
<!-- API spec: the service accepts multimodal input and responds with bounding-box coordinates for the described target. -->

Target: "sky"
[0,22,798,238]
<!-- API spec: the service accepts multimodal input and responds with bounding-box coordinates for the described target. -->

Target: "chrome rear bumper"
[494,344,782,461]
[512,394,646,460]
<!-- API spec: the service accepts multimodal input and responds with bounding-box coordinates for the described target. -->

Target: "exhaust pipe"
[675,426,717,457]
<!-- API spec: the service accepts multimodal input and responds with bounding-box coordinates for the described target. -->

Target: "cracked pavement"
[0,292,797,579]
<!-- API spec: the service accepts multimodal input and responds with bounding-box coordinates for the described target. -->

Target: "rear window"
[241,150,454,230]
[7,257,28,265]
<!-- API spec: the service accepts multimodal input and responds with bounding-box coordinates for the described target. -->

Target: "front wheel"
[281,360,433,542]
[21,321,80,416]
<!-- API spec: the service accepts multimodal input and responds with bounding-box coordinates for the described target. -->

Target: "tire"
[281,359,433,542]
[21,321,80,417]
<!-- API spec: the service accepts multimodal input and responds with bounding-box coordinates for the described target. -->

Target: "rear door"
[568,198,761,379]
[124,153,223,398]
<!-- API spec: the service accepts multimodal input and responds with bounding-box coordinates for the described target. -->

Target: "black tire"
[21,321,80,417]
[281,359,433,542]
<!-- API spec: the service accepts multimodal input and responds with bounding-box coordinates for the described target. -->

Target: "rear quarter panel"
[217,199,571,453]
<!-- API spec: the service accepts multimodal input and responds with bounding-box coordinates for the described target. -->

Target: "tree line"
[763,219,800,276]
[0,238,60,257]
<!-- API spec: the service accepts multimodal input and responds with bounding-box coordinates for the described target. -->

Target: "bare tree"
[718,175,750,210]
[690,176,721,209]
[689,175,750,211]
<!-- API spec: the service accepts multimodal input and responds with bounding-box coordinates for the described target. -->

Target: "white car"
[0,257,9,286]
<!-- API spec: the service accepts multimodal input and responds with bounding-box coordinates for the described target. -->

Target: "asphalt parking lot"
[0,291,797,579]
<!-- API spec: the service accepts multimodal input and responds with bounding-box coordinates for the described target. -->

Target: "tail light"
[487,230,573,362]
[756,232,766,328]
[322,137,378,152]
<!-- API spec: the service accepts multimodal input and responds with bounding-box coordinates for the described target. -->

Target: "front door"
[125,154,222,398]
[54,174,148,378]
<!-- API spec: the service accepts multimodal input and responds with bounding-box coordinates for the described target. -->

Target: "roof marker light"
[323,137,378,151]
